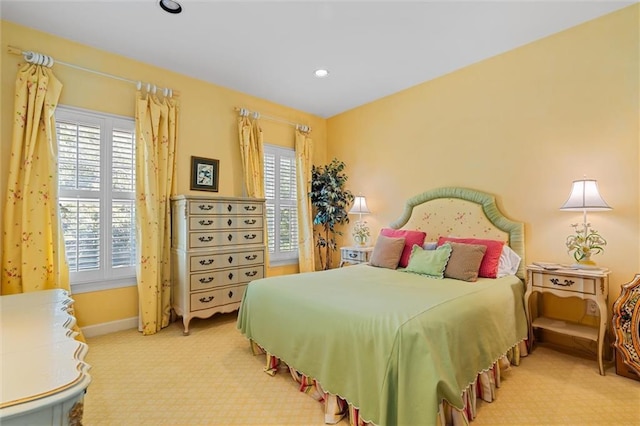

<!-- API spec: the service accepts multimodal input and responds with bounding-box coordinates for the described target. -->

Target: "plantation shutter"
[263,145,299,263]
[56,108,136,286]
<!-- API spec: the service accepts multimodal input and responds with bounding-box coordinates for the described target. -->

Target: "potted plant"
[309,158,354,270]
[565,223,607,266]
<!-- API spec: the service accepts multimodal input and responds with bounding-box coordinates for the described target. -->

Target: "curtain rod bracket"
[236,106,311,133]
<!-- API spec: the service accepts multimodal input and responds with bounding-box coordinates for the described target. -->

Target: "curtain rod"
[7,45,179,98]
[235,107,311,133]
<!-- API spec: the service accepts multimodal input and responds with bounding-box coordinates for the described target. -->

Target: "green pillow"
[404,243,452,278]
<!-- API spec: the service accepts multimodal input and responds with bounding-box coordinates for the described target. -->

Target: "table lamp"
[349,195,371,246]
[560,178,611,267]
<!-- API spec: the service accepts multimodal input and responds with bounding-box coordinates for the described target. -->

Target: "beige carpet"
[84,312,640,426]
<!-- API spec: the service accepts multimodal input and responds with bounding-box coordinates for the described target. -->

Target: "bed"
[237,187,528,426]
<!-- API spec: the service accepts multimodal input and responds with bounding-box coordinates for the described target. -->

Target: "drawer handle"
[227,234,233,242]
[228,290,234,298]
[550,278,574,287]
[348,253,358,258]
[228,272,234,280]
[244,234,257,240]
[227,204,233,212]
[199,296,215,303]
[227,219,233,226]
[244,205,257,211]
[198,219,213,226]
[198,204,214,211]
[199,276,214,284]
[228,256,234,264]
[199,259,214,266]
[245,254,257,261]
[244,219,257,225]
[245,270,257,277]
[198,236,214,242]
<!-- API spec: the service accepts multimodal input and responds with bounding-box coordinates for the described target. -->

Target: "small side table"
[524,264,610,375]
[339,246,373,267]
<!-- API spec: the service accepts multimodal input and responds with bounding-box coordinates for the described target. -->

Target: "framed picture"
[190,156,219,192]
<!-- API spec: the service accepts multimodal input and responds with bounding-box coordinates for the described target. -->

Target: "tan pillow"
[370,235,406,269]
[444,242,487,282]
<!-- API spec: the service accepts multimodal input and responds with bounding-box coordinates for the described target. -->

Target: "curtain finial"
[23,51,54,68]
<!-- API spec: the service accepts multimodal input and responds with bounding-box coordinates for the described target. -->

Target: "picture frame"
[190,156,219,192]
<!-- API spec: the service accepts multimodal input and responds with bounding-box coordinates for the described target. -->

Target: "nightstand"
[339,246,374,267]
[524,264,610,375]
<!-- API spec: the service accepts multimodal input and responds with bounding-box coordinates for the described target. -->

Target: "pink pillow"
[380,228,427,268]
[437,236,505,278]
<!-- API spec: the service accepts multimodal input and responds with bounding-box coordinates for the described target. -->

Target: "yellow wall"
[2,5,639,333]
[0,20,327,326]
[328,5,639,320]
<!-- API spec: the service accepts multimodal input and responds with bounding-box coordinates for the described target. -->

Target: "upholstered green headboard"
[389,187,525,279]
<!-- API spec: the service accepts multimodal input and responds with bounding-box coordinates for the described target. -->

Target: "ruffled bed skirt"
[249,340,528,426]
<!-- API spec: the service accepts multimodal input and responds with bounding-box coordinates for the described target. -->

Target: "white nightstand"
[524,264,610,375]
[339,246,374,267]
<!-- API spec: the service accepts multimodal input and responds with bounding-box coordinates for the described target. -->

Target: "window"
[263,144,298,265]
[56,106,136,293]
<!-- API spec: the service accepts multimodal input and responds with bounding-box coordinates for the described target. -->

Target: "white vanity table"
[0,289,91,425]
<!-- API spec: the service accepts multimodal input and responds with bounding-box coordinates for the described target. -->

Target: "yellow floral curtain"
[237,116,265,198]
[295,129,315,272]
[135,91,178,335]
[1,63,69,295]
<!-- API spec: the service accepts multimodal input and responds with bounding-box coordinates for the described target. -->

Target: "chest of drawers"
[171,196,265,334]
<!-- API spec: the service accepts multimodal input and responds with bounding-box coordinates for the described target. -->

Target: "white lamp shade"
[560,179,611,211]
[349,196,371,215]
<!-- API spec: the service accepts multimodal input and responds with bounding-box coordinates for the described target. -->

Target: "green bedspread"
[237,265,527,426]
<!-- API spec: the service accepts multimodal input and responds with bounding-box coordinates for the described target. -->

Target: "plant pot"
[354,234,368,247]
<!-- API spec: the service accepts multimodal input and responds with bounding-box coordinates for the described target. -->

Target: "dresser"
[0,289,91,425]
[171,195,266,335]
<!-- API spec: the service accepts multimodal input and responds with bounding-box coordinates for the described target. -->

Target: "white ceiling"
[1,1,635,118]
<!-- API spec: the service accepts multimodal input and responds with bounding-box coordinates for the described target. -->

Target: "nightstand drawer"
[532,272,596,295]
[341,248,368,262]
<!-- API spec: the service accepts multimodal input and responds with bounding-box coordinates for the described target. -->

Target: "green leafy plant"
[565,223,607,263]
[310,159,354,270]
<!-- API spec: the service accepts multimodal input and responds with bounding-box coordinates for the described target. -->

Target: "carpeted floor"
[84,312,640,425]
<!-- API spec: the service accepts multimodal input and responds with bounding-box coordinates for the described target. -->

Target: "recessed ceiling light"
[159,0,182,14]
[314,69,329,78]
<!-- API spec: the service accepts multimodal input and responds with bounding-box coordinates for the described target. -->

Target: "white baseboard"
[82,316,138,338]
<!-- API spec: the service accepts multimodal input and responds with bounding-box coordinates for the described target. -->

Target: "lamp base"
[572,263,601,270]
[353,236,369,247]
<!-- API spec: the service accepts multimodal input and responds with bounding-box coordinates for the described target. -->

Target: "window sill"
[71,277,137,294]
[269,258,299,268]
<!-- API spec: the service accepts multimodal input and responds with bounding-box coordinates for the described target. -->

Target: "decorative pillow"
[497,245,522,278]
[437,237,505,278]
[422,241,438,251]
[380,228,427,268]
[443,242,487,282]
[370,235,406,269]
[404,243,452,278]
